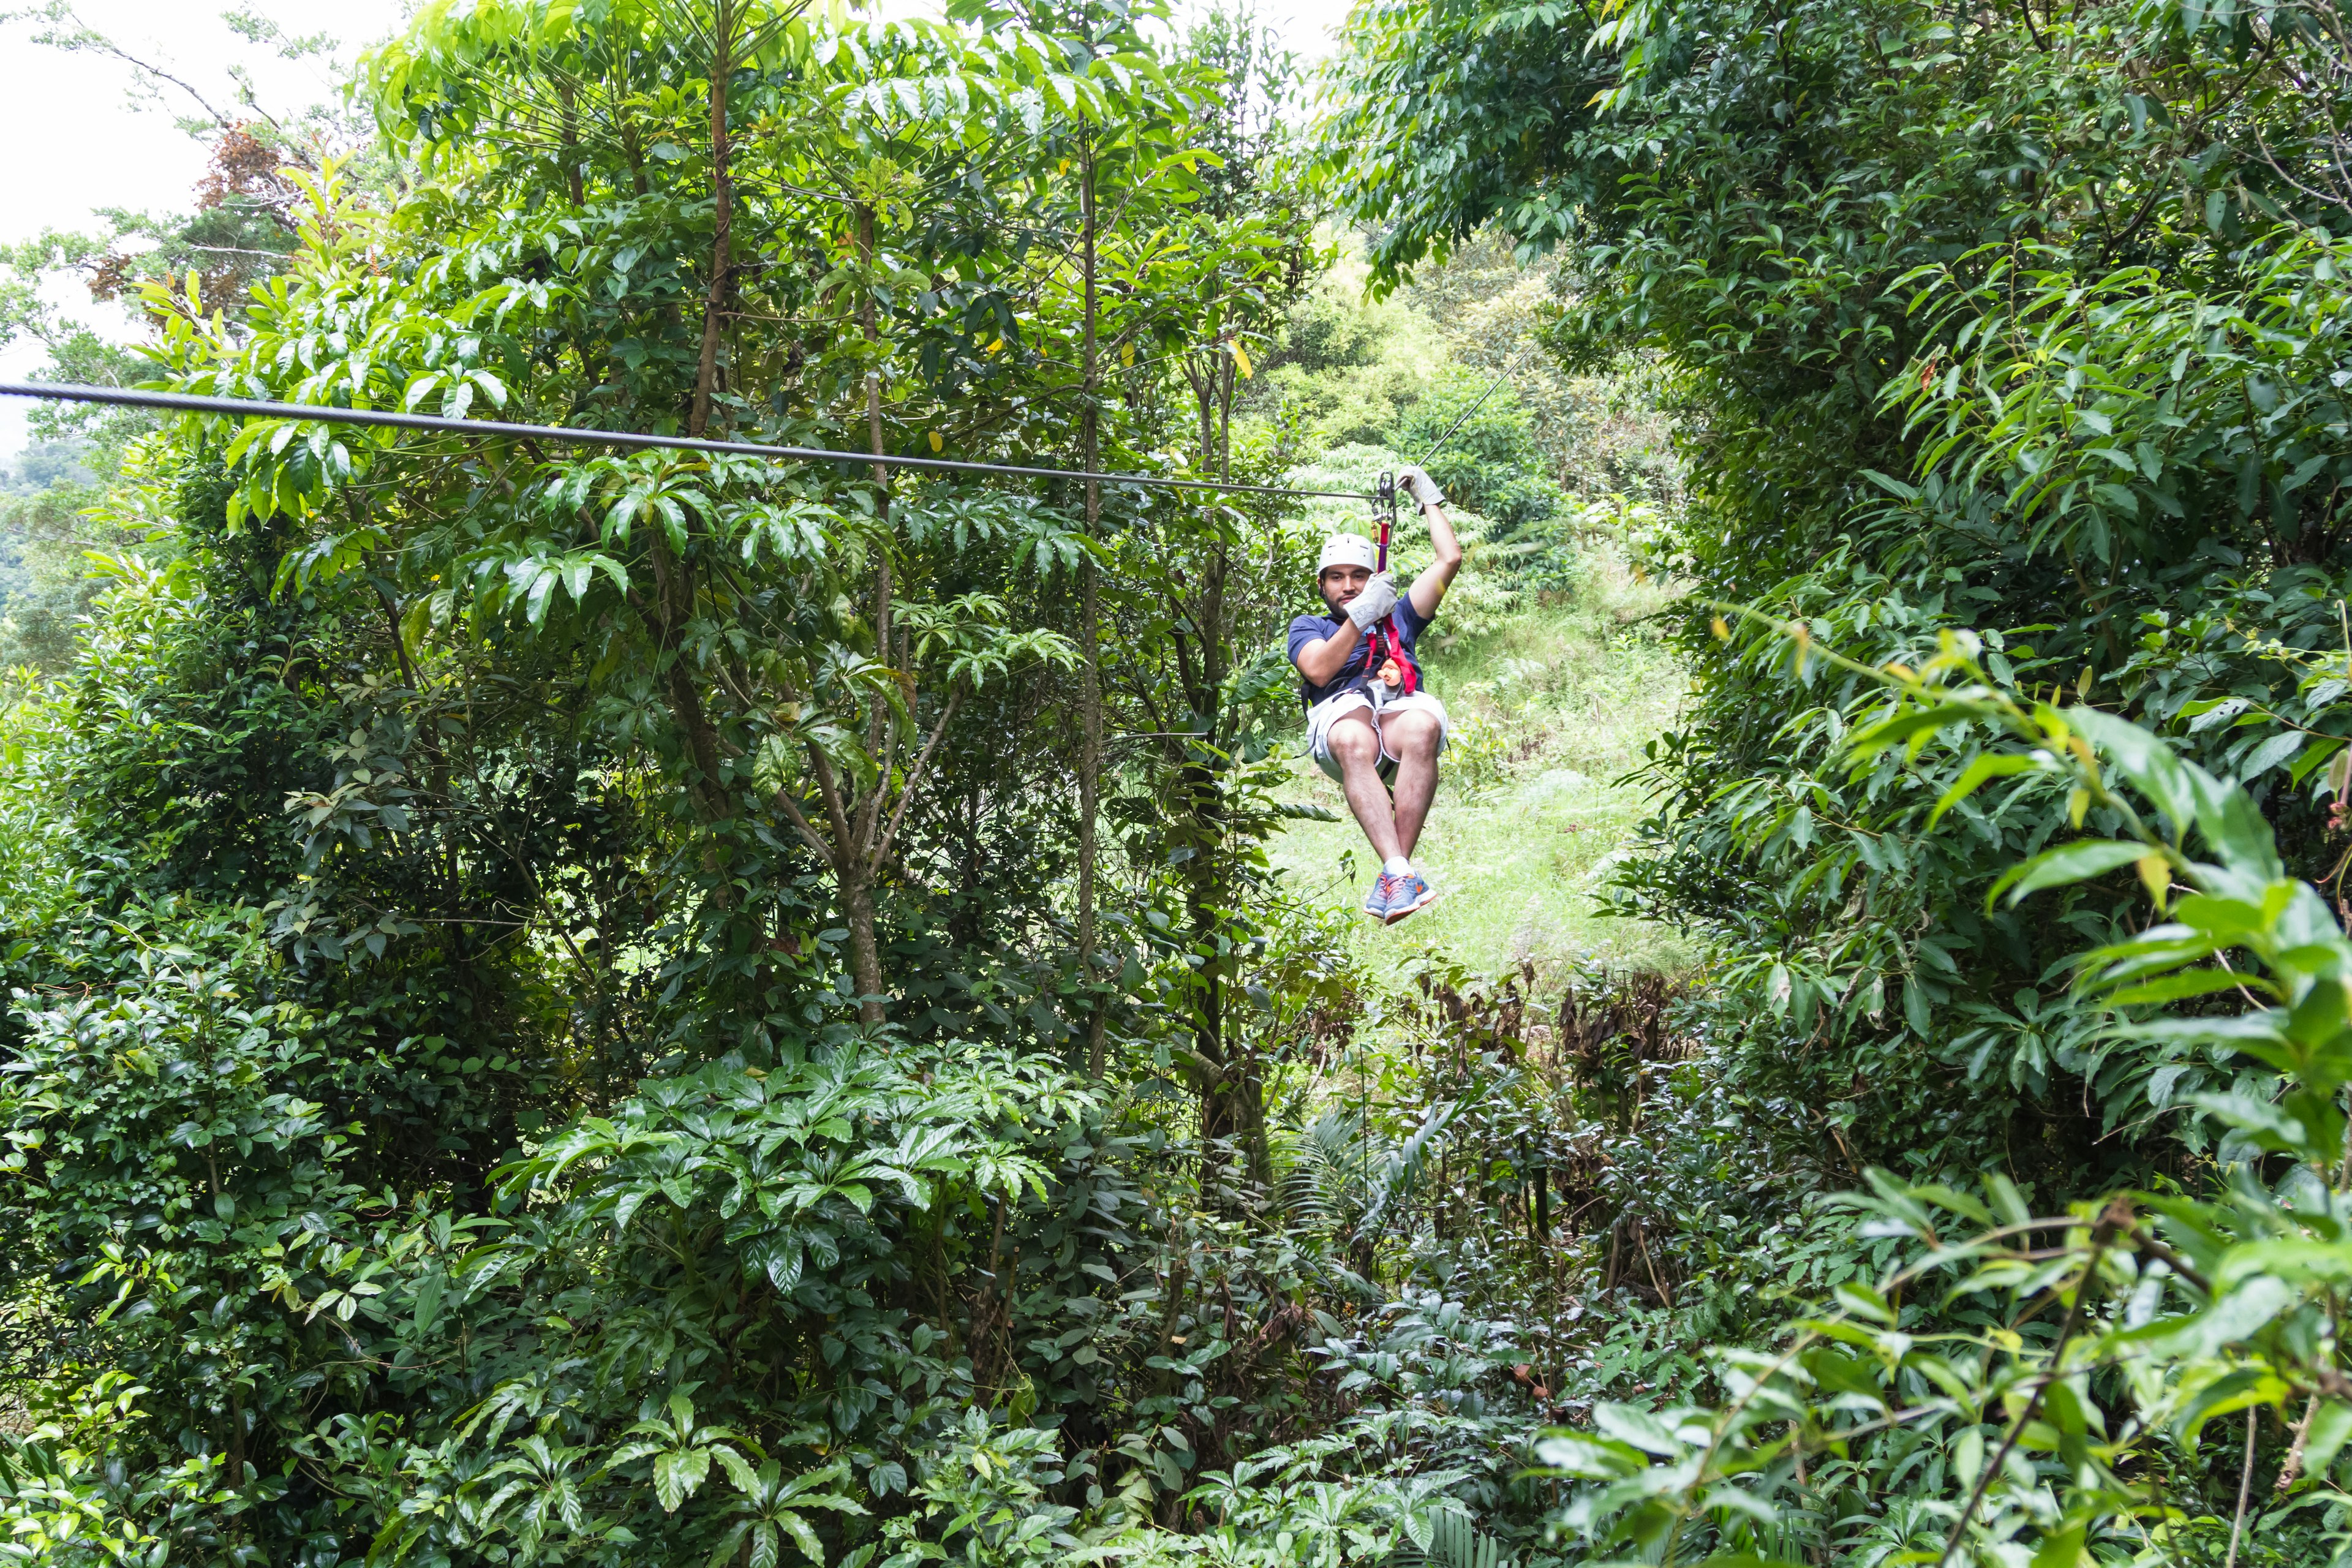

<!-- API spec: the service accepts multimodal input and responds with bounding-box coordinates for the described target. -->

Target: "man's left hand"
[1397,464,1447,509]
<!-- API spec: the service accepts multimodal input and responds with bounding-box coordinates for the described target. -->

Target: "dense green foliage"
[1326,0,2352,1555]
[13,0,2352,1560]
[1330,0,2352,1150]
[0,4,1651,1564]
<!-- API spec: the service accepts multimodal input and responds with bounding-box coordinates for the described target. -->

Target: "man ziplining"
[1289,464,1463,925]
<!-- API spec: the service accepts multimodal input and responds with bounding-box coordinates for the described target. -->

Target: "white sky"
[0,0,1357,460]
[0,0,415,453]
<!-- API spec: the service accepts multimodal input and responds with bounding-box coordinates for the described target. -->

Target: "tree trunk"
[1218,352,1235,481]
[1078,153,1107,1077]
[1194,363,1216,473]
[854,200,891,1027]
[644,16,736,824]
[558,81,585,208]
[689,0,733,439]
[843,867,884,1022]
[642,534,728,824]
[859,203,892,661]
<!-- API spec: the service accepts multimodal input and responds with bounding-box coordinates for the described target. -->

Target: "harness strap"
[1363,615,1419,698]
[1365,477,1419,696]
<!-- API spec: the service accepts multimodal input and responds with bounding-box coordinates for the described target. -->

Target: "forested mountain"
[2,0,2351,1562]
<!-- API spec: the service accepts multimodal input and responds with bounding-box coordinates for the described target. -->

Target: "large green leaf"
[1985,839,2149,908]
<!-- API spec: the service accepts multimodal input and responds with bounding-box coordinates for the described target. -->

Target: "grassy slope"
[1267,534,1692,984]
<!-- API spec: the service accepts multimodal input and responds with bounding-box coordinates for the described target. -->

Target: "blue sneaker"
[1383,869,1440,925]
[1363,870,1400,920]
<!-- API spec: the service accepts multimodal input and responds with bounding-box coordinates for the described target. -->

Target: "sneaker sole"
[1383,885,1441,925]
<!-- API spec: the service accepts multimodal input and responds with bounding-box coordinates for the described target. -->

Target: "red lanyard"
[1365,484,1417,695]
[1363,616,1419,696]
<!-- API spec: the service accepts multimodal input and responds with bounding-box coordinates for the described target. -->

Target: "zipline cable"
[0,381,1379,504]
[1414,342,1542,471]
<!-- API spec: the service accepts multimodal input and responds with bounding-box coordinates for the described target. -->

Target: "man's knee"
[1325,717,1379,766]
[1386,709,1442,758]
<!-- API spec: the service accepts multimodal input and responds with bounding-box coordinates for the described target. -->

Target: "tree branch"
[804,741,856,855]
[876,689,963,870]
[771,782,836,863]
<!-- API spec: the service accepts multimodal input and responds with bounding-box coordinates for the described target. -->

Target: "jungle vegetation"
[2,0,2352,1562]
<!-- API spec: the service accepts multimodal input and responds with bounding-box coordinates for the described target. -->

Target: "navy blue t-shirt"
[1287,594,1433,710]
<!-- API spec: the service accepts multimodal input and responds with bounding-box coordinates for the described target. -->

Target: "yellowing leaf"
[928,431,943,452]
[1121,341,1134,367]
[1232,341,1253,379]
[2136,853,2170,911]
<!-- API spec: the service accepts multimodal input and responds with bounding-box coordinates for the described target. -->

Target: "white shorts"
[1305,688,1451,785]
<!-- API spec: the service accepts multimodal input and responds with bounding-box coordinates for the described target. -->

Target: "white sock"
[1384,856,1413,878]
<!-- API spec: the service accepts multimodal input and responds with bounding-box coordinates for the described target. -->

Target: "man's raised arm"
[1397,465,1464,620]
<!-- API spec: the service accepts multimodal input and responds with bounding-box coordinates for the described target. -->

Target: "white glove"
[1397,464,1447,509]
[1344,572,1400,632]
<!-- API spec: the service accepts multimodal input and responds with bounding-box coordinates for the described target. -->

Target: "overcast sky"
[0,0,1357,459]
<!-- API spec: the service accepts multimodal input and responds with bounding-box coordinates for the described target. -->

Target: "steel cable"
[0,380,1378,503]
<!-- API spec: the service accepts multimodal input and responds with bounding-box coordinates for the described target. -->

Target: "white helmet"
[1317,533,1379,578]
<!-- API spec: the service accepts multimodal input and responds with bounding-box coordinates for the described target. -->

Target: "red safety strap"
[1363,616,1420,696]
[1366,484,1419,696]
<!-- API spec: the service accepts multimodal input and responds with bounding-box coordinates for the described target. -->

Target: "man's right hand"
[1344,573,1399,631]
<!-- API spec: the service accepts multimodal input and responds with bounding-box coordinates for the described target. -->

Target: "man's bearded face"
[1320,564,1371,617]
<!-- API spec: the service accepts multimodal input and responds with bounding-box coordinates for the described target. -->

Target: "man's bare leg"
[1327,712,1404,862]
[1385,708,1442,858]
